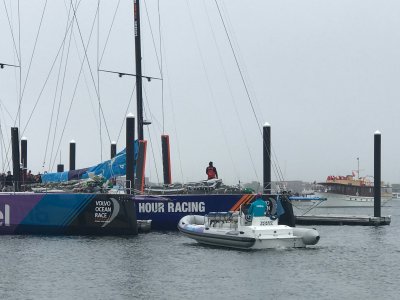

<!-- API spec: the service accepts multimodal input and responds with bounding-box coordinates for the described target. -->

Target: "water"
[0,201,399,299]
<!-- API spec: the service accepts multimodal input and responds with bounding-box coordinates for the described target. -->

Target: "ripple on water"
[0,202,399,299]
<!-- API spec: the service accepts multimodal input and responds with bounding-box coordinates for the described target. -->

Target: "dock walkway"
[295,214,391,226]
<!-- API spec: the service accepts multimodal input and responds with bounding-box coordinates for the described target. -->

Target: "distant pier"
[295,214,391,226]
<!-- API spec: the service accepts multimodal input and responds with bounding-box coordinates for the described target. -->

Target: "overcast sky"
[1,0,400,185]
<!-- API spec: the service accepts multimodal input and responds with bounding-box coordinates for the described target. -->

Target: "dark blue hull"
[135,194,254,230]
[0,193,137,235]
[0,192,256,234]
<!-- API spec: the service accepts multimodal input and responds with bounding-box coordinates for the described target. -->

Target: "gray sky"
[0,0,399,185]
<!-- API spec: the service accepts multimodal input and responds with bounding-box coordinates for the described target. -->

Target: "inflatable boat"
[178,210,320,249]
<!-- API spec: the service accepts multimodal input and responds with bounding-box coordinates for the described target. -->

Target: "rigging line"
[2,0,20,63]
[142,84,162,132]
[0,98,14,121]
[99,0,120,66]
[49,10,75,172]
[215,0,285,183]
[21,0,80,135]
[0,104,11,172]
[15,0,49,128]
[116,82,136,144]
[214,1,262,136]
[157,0,165,135]
[142,86,160,127]
[0,100,12,171]
[0,122,3,171]
[142,86,161,184]
[143,0,162,75]
[203,1,255,182]
[50,1,100,171]
[218,2,285,182]
[159,40,184,183]
[17,0,21,131]
[67,1,102,134]
[43,1,74,170]
[70,0,112,144]
[146,124,161,185]
[97,0,103,162]
[0,123,6,172]
[271,145,285,181]
[185,0,238,182]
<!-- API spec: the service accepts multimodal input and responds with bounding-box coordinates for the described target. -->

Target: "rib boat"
[178,202,320,249]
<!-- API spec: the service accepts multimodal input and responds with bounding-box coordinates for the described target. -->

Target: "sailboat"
[0,0,297,232]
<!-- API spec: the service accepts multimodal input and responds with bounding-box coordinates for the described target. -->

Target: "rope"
[158,0,165,134]
[97,0,103,162]
[43,1,74,171]
[2,0,20,64]
[49,1,100,170]
[17,0,21,130]
[185,0,239,183]
[70,0,112,143]
[203,1,257,183]
[99,0,121,66]
[214,1,286,184]
[15,0,48,128]
[116,83,136,144]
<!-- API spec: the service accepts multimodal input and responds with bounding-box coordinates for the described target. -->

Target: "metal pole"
[111,141,117,159]
[126,114,135,194]
[69,140,76,171]
[263,122,271,194]
[374,131,381,218]
[134,0,144,140]
[357,157,359,179]
[21,137,27,184]
[161,135,172,184]
[11,127,21,192]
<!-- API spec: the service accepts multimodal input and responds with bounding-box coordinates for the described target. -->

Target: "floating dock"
[295,214,391,226]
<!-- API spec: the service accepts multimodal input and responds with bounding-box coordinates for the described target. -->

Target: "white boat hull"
[312,192,392,207]
[178,214,319,250]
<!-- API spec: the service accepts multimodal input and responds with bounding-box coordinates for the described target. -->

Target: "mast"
[134,0,144,140]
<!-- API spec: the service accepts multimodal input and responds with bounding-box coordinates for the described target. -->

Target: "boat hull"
[313,192,392,207]
[135,194,258,230]
[0,193,137,235]
[0,193,292,233]
[179,226,256,249]
[178,215,319,249]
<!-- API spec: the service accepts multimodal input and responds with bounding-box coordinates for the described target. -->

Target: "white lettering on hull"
[0,204,10,226]
[138,202,205,213]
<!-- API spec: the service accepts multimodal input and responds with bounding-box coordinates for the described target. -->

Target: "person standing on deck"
[206,162,218,180]
[3,171,13,191]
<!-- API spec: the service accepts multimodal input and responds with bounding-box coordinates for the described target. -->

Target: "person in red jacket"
[206,161,218,180]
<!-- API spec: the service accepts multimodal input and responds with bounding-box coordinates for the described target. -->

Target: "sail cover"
[41,140,139,183]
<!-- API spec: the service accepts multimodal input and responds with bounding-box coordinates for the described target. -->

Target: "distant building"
[392,184,400,193]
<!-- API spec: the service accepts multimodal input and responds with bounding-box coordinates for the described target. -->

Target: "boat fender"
[293,228,320,245]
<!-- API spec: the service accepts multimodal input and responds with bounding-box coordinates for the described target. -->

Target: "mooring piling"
[374,130,381,218]
[263,122,271,194]
[69,140,76,171]
[126,114,135,195]
[111,141,117,159]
